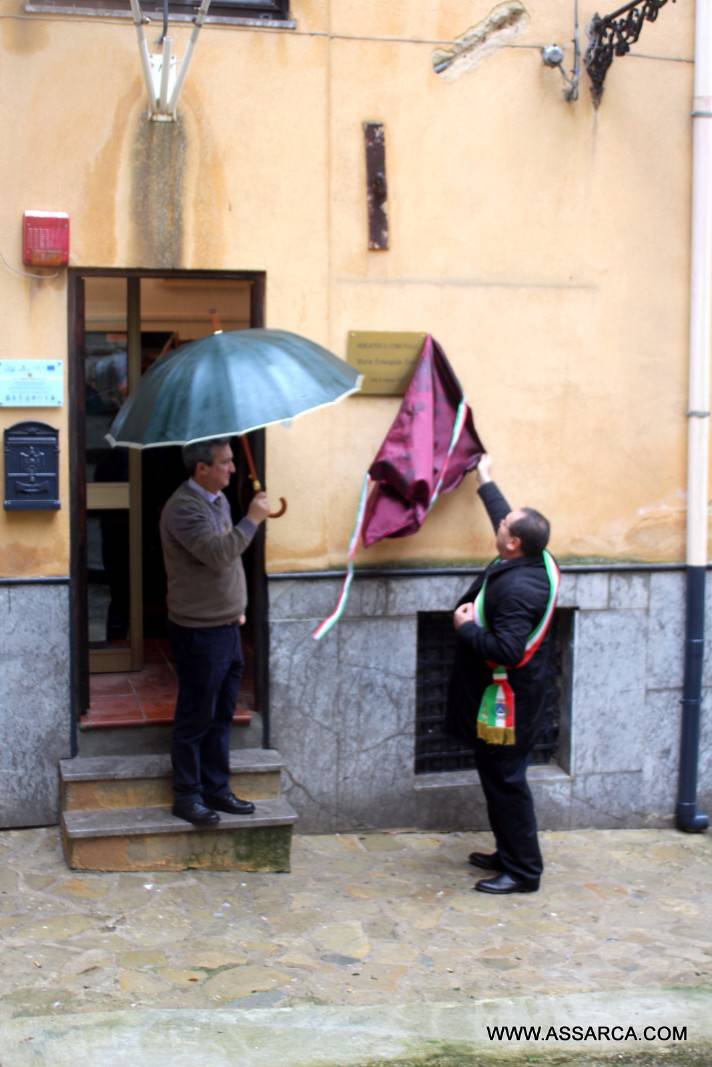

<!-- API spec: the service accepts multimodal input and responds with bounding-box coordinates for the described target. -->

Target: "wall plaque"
[0,360,64,407]
[347,331,426,395]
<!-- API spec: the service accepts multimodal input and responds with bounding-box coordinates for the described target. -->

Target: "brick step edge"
[62,796,298,840]
[59,748,284,784]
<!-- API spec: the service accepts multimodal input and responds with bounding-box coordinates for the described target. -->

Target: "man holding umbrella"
[160,438,270,826]
[106,327,361,821]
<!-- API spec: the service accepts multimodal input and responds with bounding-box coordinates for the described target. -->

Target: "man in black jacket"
[446,455,557,895]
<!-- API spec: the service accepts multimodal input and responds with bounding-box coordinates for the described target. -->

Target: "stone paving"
[1,826,711,1064]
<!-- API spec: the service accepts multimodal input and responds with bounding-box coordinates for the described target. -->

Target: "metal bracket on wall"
[541,0,581,103]
[584,0,676,108]
[363,122,389,252]
[129,0,213,120]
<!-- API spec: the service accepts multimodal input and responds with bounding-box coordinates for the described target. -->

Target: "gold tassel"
[476,724,516,745]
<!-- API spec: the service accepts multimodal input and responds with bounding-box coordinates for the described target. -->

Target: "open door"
[70,269,269,740]
[84,277,143,673]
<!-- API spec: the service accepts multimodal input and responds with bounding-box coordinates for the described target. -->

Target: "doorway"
[69,269,269,747]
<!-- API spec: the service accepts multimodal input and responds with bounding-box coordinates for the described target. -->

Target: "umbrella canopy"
[106,328,362,448]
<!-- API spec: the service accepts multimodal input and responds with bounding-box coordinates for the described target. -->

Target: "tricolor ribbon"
[311,471,371,641]
[426,398,468,515]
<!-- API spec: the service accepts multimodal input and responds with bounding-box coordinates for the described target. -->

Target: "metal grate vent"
[415,608,573,773]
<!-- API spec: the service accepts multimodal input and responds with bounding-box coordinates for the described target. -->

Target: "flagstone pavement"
[0,826,711,1066]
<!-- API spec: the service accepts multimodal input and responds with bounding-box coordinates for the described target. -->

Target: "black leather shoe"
[468,851,503,871]
[172,800,220,826]
[203,792,255,815]
[474,872,539,894]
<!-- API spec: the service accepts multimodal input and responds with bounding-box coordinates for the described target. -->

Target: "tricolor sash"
[473,549,560,745]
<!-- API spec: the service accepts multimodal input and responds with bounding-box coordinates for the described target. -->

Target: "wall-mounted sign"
[347,332,426,395]
[0,360,64,407]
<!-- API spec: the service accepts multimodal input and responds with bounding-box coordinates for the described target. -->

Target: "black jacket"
[445,482,554,757]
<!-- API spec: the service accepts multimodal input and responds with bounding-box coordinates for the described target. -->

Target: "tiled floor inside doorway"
[82,639,253,729]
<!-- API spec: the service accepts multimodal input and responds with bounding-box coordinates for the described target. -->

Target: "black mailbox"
[4,421,60,510]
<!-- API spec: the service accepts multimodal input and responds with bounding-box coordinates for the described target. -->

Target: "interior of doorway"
[71,270,268,749]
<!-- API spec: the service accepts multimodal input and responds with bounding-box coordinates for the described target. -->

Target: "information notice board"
[0,361,64,407]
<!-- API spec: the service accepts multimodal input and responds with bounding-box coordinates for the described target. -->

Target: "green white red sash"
[474,549,560,745]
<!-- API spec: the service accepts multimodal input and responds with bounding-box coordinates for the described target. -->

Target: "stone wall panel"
[269,571,710,832]
[0,584,72,827]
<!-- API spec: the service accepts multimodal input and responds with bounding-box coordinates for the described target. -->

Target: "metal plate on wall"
[346,331,426,395]
[0,360,63,407]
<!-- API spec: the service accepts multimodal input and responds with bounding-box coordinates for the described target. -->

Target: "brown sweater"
[159,482,256,628]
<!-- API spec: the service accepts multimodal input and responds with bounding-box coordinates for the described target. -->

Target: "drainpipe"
[677,0,711,833]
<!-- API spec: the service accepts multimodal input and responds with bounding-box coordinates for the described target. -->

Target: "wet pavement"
[0,826,711,1065]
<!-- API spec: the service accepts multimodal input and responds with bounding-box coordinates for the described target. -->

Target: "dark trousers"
[168,621,244,802]
[475,742,543,887]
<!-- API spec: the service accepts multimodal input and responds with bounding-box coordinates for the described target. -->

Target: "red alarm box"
[23,211,70,267]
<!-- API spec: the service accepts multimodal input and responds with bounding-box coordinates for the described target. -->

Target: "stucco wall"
[0,0,700,579]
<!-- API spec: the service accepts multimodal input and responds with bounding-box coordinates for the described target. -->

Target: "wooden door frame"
[68,268,270,746]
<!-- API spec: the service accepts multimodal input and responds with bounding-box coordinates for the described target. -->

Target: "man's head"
[495,507,550,559]
[182,438,235,494]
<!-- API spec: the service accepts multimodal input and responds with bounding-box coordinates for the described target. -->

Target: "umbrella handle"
[239,435,288,519]
[268,497,288,519]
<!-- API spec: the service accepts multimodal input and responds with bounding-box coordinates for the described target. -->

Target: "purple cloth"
[361,335,484,547]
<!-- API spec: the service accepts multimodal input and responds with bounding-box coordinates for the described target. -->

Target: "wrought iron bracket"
[584,0,676,108]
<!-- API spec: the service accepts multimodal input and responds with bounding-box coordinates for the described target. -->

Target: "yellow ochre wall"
[0,0,698,576]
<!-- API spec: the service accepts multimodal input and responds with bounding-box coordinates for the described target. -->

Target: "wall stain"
[80,76,229,270]
[2,538,66,577]
[624,509,685,559]
[179,85,229,267]
[1,16,49,54]
[130,116,186,268]
[82,83,143,267]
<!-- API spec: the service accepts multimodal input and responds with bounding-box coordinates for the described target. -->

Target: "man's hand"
[476,453,492,486]
[453,603,475,630]
[247,491,271,525]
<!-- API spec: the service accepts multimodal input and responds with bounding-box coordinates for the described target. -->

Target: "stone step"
[61,796,298,872]
[60,749,283,811]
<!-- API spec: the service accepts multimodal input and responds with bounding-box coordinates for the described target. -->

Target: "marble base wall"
[269,570,712,833]
[0,583,72,827]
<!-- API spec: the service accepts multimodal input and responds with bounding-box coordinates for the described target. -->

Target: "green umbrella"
[106,328,362,448]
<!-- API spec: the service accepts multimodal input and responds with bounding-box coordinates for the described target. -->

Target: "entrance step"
[77,712,264,758]
[80,707,253,730]
[58,748,297,873]
[60,748,283,811]
[62,797,297,872]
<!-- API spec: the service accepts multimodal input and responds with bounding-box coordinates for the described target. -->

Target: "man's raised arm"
[476,454,511,533]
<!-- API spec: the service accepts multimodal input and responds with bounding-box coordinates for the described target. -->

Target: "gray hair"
[181,438,231,476]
